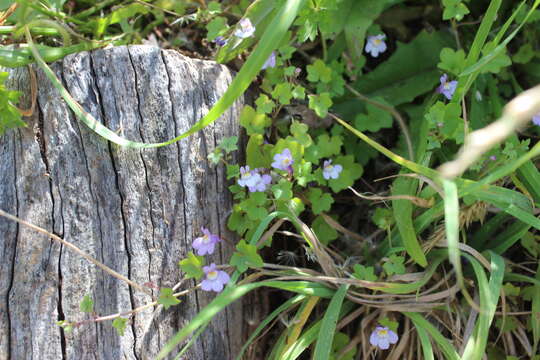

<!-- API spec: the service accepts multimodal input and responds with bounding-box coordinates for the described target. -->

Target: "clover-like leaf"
[271,82,293,105]
[240,105,272,135]
[220,136,238,153]
[255,94,275,114]
[352,264,378,282]
[383,255,406,276]
[307,59,332,83]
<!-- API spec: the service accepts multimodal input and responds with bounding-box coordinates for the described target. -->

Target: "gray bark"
[0,45,249,360]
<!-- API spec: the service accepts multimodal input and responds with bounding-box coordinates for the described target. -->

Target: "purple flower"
[262,52,276,70]
[437,74,458,100]
[201,263,230,292]
[234,18,255,39]
[248,173,272,192]
[369,326,398,350]
[365,34,387,58]
[271,148,294,171]
[192,227,221,256]
[214,36,228,46]
[322,159,343,180]
[489,155,497,161]
[238,166,260,188]
[532,113,540,126]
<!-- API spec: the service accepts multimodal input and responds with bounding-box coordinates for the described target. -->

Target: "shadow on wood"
[0,45,253,360]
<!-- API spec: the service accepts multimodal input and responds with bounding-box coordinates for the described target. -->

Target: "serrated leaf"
[438,47,466,75]
[442,0,469,21]
[230,240,264,272]
[112,318,128,336]
[383,254,406,276]
[158,288,181,310]
[178,252,205,280]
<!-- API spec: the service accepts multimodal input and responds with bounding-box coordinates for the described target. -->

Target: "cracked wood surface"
[0,45,251,360]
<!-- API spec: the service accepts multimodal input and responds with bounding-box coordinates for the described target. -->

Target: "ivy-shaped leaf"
[312,215,338,245]
[230,240,264,272]
[326,155,363,193]
[383,255,406,276]
[308,92,333,118]
[239,105,272,135]
[307,59,332,83]
[271,82,293,105]
[255,94,275,114]
[220,136,238,153]
[157,288,181,309]
[438,47,466,76]
[178,252,205,280]
[307,187,334,215]
[80,295,94,313]
[352,264,378,281]
[112,318,128,336]
[0,72,25,135]
[290,120,312,147]
[442,0,469,21]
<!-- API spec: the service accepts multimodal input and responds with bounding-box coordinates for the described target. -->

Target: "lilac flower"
[369,326,398,350]
[262,52,276,70]
[322,159,343,180]
[489,155,497,161]
[214,36,228,46]
[365,34,387,58]
[192,227,221,256]
[533,113,540,126]
[272,148,294,172]
[234,18,255,39]
[437,74,458,100]
[201,263,230,292]
[238,166,260,188]
[248,173,272,192]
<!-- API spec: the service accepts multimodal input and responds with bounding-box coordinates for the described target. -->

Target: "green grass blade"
[442,179,463,287]
[416,325,435,360]
[531,263,540,354]
[235,295,306,360]
[461,253,504,360]
[313,284,349,360]
[26,0,305,148]
[392,175,427,267]
[404,313,459,360]
[156,280,332,359]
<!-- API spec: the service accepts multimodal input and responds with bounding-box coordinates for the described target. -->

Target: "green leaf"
[383,254,406,276]
[352,264,377,281]
[271,179,293,201]
[329,332,356,360]
[230,240,264,272]
[271,82,293,105]
[372,207,394,229]
[378,317,399,333]
[327,155,363,193]
[0,72,25,135]
[307,59,332,83]
[305,134,342,163]
[246,134,272,169]
[158,288,181,310]
[312,215,338,245]
[313,285,349,360]
[292,85,306,100]
[220,136,239,153]
[178,252,206,280]
[354,97,393,132]
[207,149,223,165]
[307,188,334,215]
[276,197,305,217]
[206,16,228,41]
[227,205,255,236]
[480,41,512,74]
[79,295,94,313]
[112,318,128,336]
[226,164,240,180]
[240,105,272,135]
[290,120,312,147]
[442,0,470,21]
[255,94,275,114]
[512,43,535,64]
[438,47,466,76]
[240,192,269,221]
[308,92,333,118]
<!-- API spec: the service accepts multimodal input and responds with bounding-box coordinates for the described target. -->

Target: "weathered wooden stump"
[0,45,249,359]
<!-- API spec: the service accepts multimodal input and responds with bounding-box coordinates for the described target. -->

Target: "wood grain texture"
[0,45,248,360]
